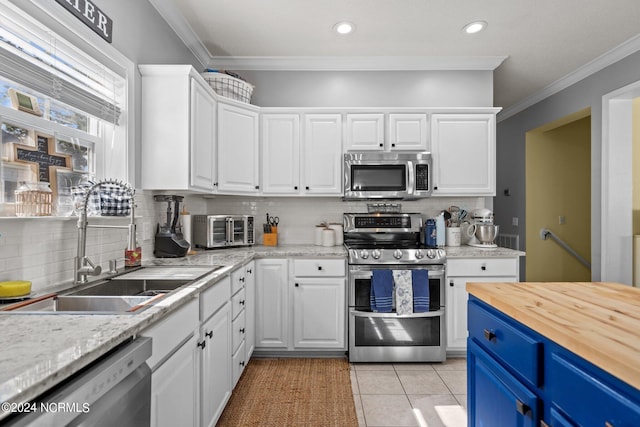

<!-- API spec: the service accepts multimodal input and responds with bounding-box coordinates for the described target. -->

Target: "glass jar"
[15,182,53,217]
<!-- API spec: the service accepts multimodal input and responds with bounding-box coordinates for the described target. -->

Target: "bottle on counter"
[424,219,436,248]
[436,212,446,247]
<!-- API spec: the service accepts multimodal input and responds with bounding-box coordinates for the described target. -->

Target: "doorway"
[525,109,592,281]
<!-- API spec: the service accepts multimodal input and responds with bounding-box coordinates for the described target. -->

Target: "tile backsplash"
[0,192,486,294]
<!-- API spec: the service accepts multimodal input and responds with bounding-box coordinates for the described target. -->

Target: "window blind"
[0,6,122,124]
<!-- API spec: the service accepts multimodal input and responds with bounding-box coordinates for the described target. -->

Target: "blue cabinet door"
[468,339,539,427]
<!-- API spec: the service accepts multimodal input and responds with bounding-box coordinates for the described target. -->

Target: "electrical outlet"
[559,216,566,225]
[512,217,518,226]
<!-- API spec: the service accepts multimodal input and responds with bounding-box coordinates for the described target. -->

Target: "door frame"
[601,80,640,284]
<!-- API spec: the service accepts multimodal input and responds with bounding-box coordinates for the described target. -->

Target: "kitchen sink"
[1,265,223,315]
[3,295,161,314]
[68,279,190,297]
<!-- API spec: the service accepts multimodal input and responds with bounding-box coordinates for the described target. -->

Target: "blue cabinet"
[468,296,640,427]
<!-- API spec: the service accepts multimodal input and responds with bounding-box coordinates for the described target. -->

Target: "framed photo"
[55,137,94,173]
[8,88,42,117]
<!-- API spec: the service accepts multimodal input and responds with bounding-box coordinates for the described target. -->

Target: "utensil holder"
[264,226,278,246]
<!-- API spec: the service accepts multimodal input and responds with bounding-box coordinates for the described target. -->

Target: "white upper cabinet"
[261,114,301,194]
[217,101,260,194]
[344,113,384,151]
[301,114,343,195]
[190,78,217,190]
[430,113,496,196]
[388,113,429,151]
[139,65,216,192]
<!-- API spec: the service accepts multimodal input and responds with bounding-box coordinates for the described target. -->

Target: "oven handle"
[349,308,444,318]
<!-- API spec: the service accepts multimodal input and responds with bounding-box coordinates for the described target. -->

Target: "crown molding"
[207,55,507,71]
[498,33,640,122]
[148,0,210,69]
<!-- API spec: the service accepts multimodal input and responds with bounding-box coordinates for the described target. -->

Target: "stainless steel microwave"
[343,152,432,200]
[192,215,254,248]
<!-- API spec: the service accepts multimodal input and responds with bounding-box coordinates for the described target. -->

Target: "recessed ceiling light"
[463,21,487,34]
[333,21,355,35]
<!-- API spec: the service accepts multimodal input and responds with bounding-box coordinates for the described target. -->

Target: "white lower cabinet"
[446,257,519,353]
[244,261,256,360]
[142,298,199,427]
[255,259,289,348]
[198,275,232,427]
[293,277,345,348]
[255,258,346,352]
[150,334,199,427]
[199,300,231,427]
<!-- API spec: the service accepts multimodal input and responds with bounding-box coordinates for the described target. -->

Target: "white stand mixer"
[462,208,499,248]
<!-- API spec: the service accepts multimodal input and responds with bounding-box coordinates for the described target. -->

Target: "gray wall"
[238,70,493,107]
[495,50,640,280]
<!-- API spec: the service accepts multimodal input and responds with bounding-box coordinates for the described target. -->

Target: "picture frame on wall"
[8,88,42,117]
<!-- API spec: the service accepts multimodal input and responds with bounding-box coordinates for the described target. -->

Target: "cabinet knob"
[255,185,260,190]
[483,329,496,342]
[240,361,245,367]
[391,143,396,147]
[214,182,218,187]
[317,265,323,271]
[240,328,245,334]
[240,276,245,282]
[239,300,245,305]
[449,281,454,287]
[379,143,383,147]
[481,264,487,271]
[306,186,310,190]
[197,340,206,350]
[205,330,213,339]
[434,186,438,190]
[605,422,615,427]
[515,399,531,417]
[295,283,299,287]
[246,268,252,274]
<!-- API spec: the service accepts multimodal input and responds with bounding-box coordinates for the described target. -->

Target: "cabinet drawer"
[200,276,231,321]
[548,351,640,427]
[231,266,247,295]
[232,340,247,388]
[231,287,246,320]
[142,298,198,370]
[293,259,345,277]
[447,258,517,277]
[232,310,246,354]
[468,299,542,387]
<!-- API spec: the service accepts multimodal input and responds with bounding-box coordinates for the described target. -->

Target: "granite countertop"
[467,281,640,390]
[0,244,345,419]
[0,243,521,418]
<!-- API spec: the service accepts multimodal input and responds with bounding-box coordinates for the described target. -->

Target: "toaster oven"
[192,215,254,248]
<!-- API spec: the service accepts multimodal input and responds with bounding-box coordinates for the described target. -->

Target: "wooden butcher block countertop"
[467,281,640,390]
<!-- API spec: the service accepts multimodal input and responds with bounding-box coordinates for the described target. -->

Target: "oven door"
[348,265,446,362]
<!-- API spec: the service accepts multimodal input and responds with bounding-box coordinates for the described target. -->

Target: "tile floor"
[350,358,467,427]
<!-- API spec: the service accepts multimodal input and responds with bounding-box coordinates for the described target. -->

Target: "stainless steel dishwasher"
[5,337,152,427]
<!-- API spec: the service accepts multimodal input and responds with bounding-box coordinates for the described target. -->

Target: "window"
[0,2,129,216]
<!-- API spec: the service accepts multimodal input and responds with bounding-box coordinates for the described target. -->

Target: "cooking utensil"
[269,216,279,226]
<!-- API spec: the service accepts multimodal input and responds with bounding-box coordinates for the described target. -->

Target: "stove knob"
[360,250,370,259]
[438,249,446,259]
[371,249,381,260]
[415,249,424,259]
[426,249,436,259]
[393,249,403,260]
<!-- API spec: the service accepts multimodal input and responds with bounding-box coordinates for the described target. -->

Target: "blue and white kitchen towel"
[393,270,413,315]
[370,270,393,313]
[412,270,430,312]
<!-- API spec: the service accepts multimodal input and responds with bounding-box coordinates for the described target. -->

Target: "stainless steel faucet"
[74,179,136,285]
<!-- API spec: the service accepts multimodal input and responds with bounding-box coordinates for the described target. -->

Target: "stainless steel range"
[344,212,446,363]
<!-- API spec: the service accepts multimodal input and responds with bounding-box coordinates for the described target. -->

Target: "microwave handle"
[407,161,416,194]
[226,217,234,244]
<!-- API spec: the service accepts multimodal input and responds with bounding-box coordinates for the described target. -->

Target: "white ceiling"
[158,0,640,114]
